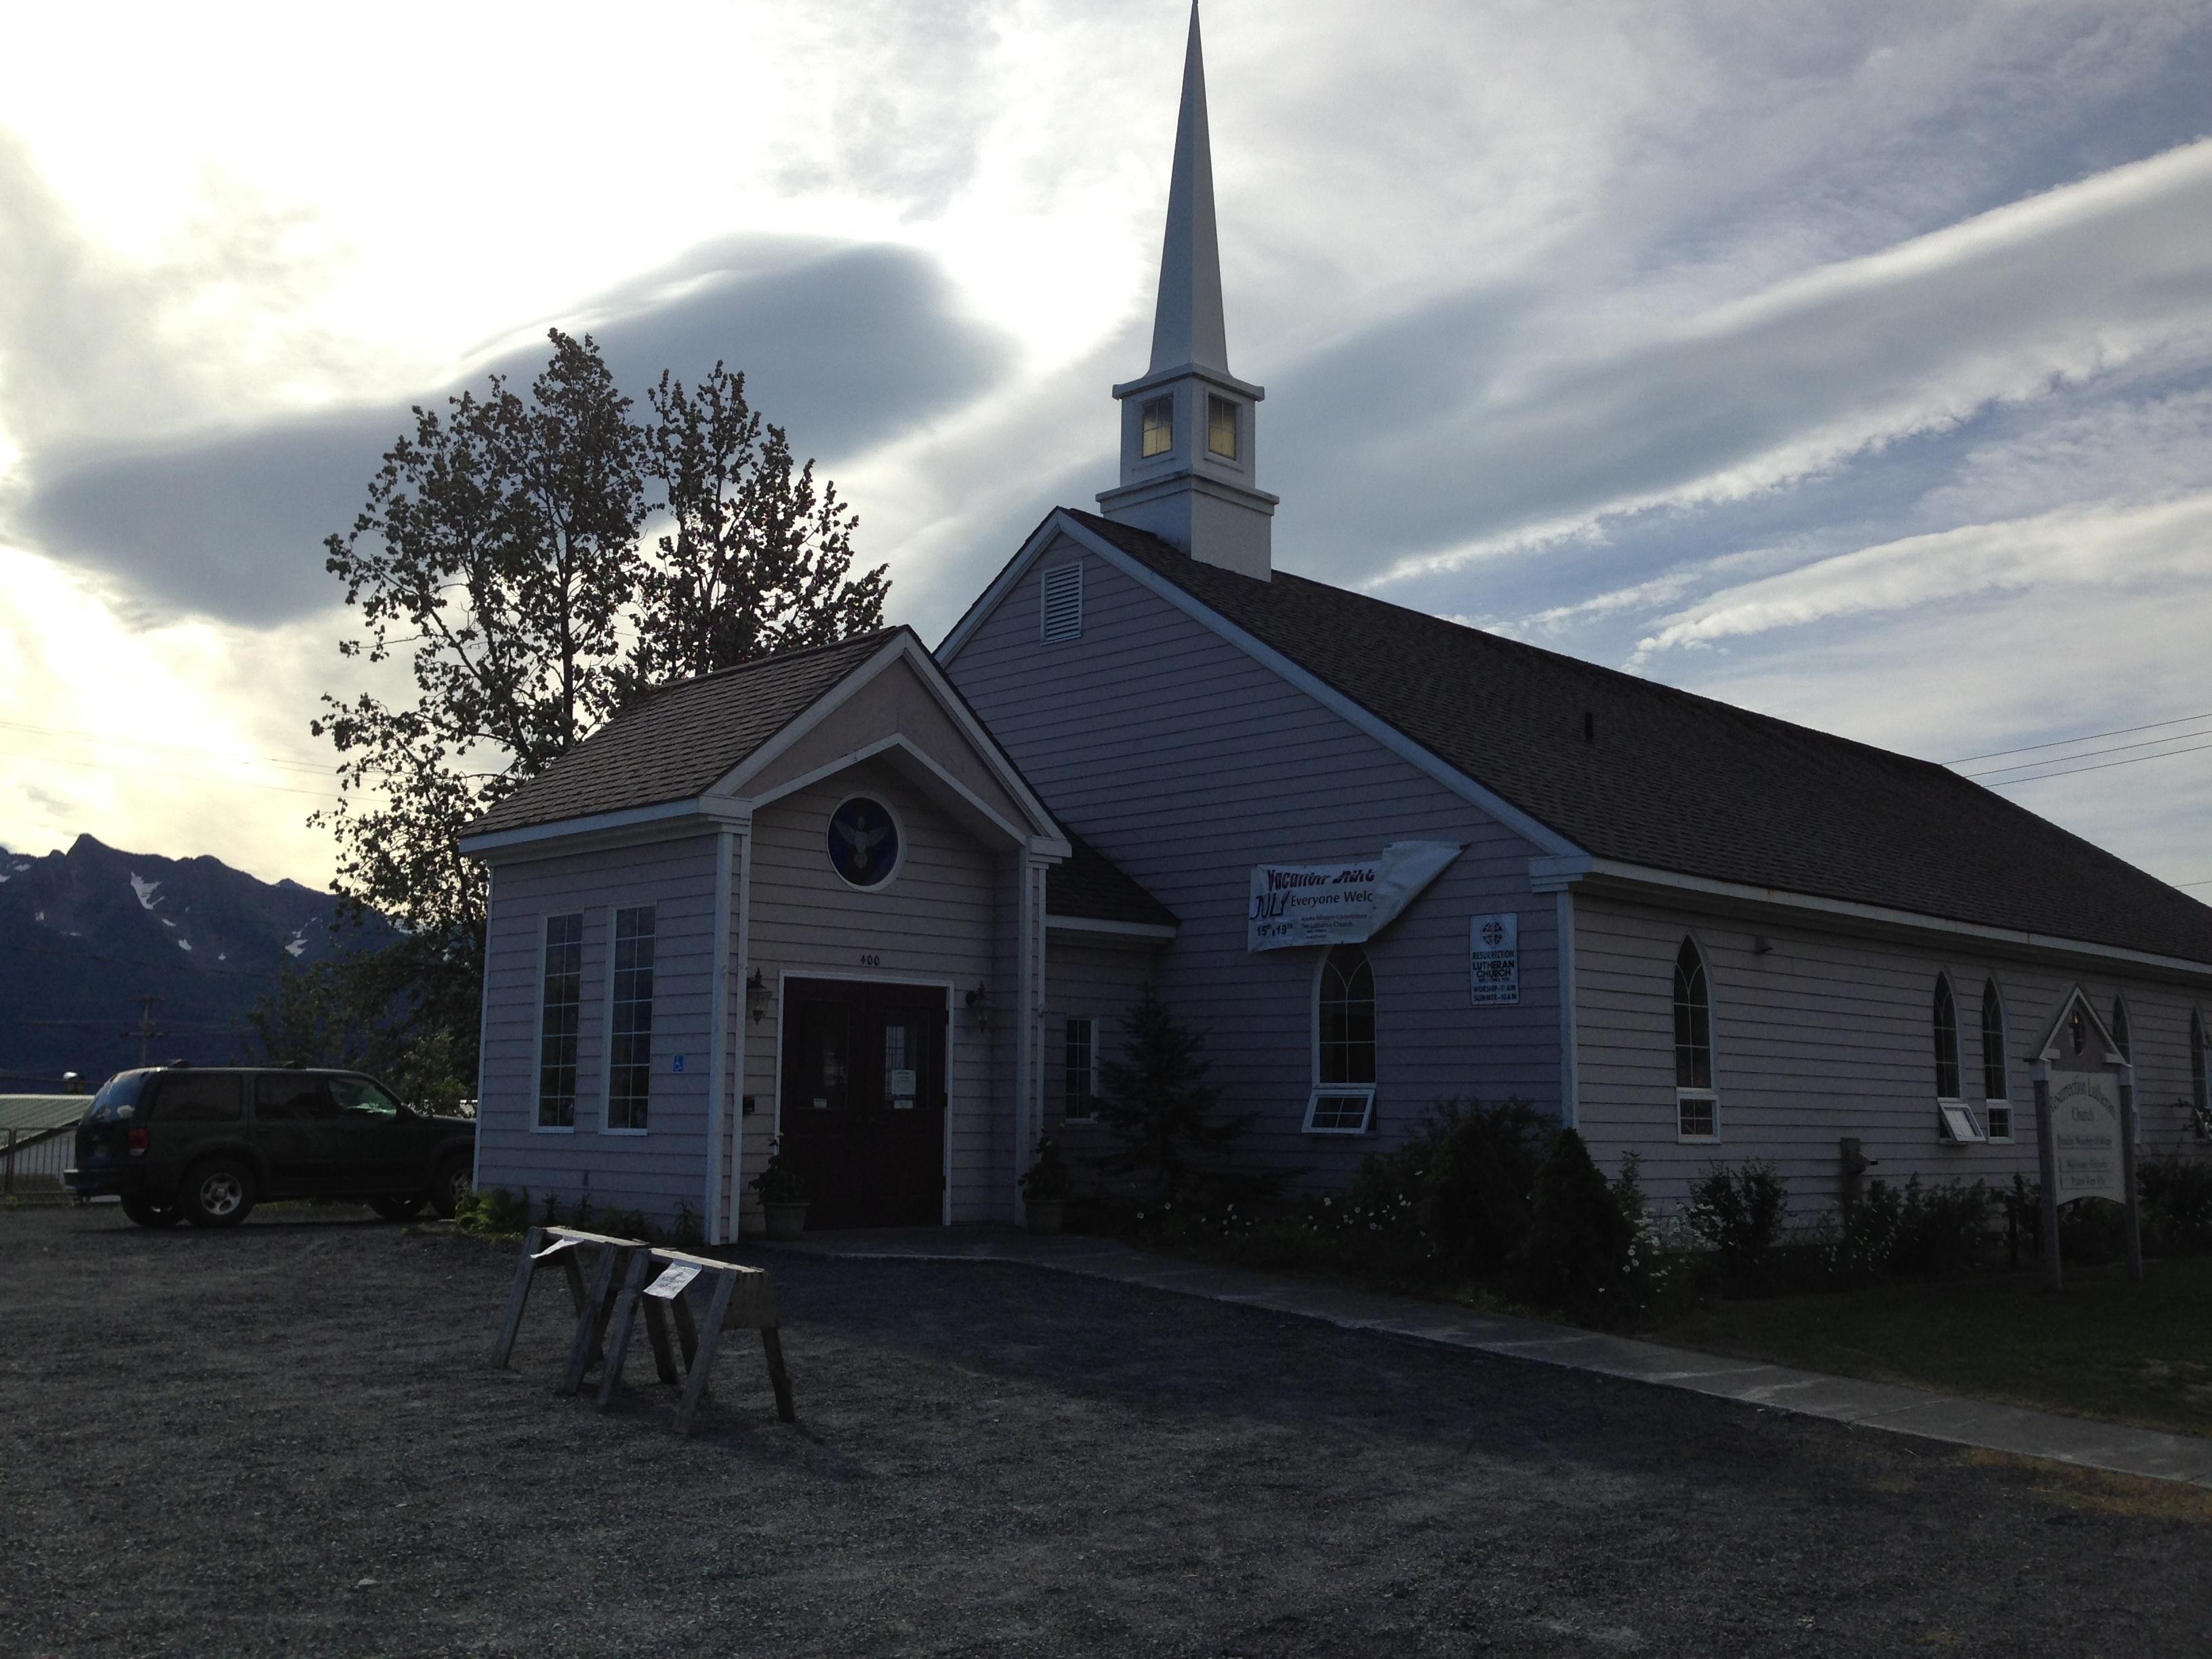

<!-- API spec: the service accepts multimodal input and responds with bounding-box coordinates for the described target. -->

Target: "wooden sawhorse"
[596,1247,796,1433]
[489,1226,651,1394]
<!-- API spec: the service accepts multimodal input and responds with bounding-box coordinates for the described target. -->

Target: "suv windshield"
[86,1071,152,1123]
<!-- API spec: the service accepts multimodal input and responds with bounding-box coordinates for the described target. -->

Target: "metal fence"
[3,1126,73,1197]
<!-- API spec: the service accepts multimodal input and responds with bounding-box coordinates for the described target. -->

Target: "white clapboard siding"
[947,535,1557,1185]
[1041,934,1166,1176]
[735,758,1012,1227]
[1574,893,2212,1214]
[477,833,722,1228]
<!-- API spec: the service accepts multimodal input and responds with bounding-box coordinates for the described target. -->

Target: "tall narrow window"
[2110,997,2132,1063]
[1140,396,1174,457]
[1063,1017,1098,1121]
[1674,939,1717,1140]
[2192,1012,2208,1119]
[1933,977,1962,1101]
[607,905,655,1131]
[537,913,583,1128]
[1980,981,2011,1141]
[1307,945,1376,1134]
[1207,394,1239,459]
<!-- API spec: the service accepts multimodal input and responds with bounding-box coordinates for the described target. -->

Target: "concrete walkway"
[760,1226,2212,1490]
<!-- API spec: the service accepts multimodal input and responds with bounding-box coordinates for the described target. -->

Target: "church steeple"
[1097,1,1277,581]
[1149,2,1229,376]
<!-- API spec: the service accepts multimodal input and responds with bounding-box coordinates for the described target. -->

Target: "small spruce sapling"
[1093,985,1255,1199]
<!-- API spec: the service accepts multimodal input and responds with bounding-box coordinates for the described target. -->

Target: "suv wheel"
[122,1195,182,1229]
[430,1156,472,1221]
[369,1195,425,1221]
[180,1158,257,1229]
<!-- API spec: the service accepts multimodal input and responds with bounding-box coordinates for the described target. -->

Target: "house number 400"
[859,953,882,968]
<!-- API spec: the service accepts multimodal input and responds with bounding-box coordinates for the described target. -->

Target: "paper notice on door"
[888,1068,917,1097]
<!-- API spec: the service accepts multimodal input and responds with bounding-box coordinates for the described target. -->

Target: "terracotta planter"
[763,1202,809,1242]
[1025,1199,1065,1236]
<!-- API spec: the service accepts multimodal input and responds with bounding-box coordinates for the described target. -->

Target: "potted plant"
[1020,1137,1072,1235]
[750,1137,810,1240]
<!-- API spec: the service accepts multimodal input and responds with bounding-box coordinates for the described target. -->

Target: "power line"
[0,716,333,776]
[1961,726,2212,779]
[1944,709,2212,766]
[0,747,343,800]
[1969,739,2212,788]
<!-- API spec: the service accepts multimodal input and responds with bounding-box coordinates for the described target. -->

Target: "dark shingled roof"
[1065,510,2212,968]
[1049,830,1179,929]
[469,630,898,837]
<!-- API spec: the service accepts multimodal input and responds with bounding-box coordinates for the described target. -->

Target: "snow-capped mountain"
[0,834,391,1087]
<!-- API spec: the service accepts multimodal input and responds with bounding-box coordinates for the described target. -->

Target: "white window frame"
[1040,563,1083,644]
[1932,970,1965,1107]
[1062,1015,1100,1122]
[602,903,655,1135]
[535,912,584,1134]
[826,794,907,893]
[1979,978,2010,1142]
[1675,1090,1720,1144]
[1984,1103,2015,1144]
[1938,1101,1987,1143]
[1307,946,1376,1137]
[1303,1086,1376,1136]
[1673,936,1719,1143]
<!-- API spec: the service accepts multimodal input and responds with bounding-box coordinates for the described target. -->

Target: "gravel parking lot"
[4,1204,2208,1658]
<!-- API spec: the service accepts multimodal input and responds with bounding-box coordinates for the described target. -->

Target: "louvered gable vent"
[1040,562,1083,642]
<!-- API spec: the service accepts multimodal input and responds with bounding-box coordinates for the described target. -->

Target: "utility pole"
[121,995,167,1068]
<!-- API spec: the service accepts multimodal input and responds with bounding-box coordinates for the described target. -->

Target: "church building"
[459,9,2212,1244]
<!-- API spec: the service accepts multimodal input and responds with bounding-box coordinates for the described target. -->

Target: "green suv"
[66,1065,476,1229]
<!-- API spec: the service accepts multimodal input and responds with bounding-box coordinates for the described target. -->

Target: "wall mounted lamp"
[746,968,769,1025]
[965,982,993,1031]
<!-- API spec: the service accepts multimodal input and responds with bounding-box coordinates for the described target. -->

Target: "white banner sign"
[1247,842,1462,951]
[2051,1071,2126,1204]
[1469,913,1519,1006]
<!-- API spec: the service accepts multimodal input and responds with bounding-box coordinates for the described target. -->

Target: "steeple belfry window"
[1140,396,1174,457]
[1207,395,1239,459]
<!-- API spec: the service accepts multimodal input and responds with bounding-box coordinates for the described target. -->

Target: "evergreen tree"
[1094,985,1255,1197]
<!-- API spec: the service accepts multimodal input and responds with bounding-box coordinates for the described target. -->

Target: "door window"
[331,1078,401,1118]
[256,1076,342,1120]
[884,1018,924,1109]
[798,1003,851,1111]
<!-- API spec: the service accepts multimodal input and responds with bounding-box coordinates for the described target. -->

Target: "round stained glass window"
[828,797,900,888]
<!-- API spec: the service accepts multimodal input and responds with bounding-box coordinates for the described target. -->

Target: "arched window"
[1980,981,2011,1141]
[2110,996,2132,1064]
[1674,939,1717,1140]
[1933,977,1962,1100]
[2192,1011,2208,1118]
[1305,945,1376,1135]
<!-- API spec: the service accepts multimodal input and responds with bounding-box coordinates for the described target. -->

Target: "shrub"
[455,1185,533,1238]
[2140,1156,2212,1254]
[1686,1161,1790,1294]
[1418,1099,1550,1277]
[539,1192,564,1227]
[750,1136,807,1206]
[598,1206,649,1240]
[1518,1129,1634,1317]
[672,1202,705,1250]
[1019,1138,1073,1204]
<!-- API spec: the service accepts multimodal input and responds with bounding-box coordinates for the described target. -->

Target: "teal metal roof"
[0,1096,89,1132]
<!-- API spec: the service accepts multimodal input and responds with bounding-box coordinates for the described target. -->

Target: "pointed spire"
[1149,3,1230,375]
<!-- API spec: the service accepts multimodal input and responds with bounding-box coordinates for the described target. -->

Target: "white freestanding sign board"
[2051,1071,2125,1204]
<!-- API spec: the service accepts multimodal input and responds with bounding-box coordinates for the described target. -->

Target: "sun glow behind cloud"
[2,0,2211,893]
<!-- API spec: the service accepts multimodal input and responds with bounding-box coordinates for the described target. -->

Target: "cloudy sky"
[3,0,2211,898]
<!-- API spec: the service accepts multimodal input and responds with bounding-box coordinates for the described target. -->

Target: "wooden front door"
[779,979,948,1227]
